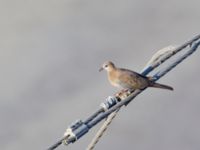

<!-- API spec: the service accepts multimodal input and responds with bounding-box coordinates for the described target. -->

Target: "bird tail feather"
[150,82,173,91]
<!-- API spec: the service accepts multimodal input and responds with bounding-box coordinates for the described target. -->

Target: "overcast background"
[0,0,200,150]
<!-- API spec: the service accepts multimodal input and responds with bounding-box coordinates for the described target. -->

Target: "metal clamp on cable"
[63,120,89,145]
[100,96,120,111]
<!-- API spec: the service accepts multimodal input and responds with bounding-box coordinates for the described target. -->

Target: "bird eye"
[105,65,108,68]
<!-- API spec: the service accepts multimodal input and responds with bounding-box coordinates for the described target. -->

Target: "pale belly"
[108,77,122,88]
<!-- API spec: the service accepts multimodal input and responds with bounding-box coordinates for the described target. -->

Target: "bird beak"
[99,67,104,72]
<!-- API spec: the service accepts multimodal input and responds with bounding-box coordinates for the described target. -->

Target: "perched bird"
[99,61,173,91]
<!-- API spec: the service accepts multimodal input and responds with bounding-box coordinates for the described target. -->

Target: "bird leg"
[115,88,134,100]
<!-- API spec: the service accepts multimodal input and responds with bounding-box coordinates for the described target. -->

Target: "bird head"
[99,61,115,72]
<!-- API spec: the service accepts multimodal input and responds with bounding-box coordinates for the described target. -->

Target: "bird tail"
[150,82,173,91]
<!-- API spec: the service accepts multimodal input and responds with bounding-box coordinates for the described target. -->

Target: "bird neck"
[107,66,117,74]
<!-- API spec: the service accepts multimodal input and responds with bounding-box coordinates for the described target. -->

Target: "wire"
[47,34,200,150]
[86,109,120,150]
[86,37,200,150]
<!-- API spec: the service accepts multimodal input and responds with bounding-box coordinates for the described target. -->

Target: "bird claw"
[115,89,134,99]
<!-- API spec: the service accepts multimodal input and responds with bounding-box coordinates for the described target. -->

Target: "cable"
[86,109,120,150]
[47,34,200,150]
[86,38,200,150]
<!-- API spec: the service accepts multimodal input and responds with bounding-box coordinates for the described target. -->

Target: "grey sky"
[0,0,200,150]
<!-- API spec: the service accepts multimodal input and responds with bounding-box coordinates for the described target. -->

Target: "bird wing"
[118,68,149,89]
[119,68,148,79]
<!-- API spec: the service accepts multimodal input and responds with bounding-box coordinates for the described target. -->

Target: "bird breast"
[107,70,122,88]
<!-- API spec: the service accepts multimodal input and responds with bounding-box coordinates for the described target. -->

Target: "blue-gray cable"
[47,34,200,150]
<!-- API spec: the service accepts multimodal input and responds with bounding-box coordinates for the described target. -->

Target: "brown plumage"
[99,61,173,91]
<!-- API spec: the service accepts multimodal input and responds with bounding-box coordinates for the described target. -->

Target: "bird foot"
[115,89,134,99]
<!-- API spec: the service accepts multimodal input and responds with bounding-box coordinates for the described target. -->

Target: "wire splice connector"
[100,96,120,111]
[63,120,89,145]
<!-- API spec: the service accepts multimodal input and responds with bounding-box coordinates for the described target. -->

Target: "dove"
[99,61,173,91]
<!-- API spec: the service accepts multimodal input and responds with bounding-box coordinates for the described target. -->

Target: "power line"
[47,34,200,150]
[86,38,200,150]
